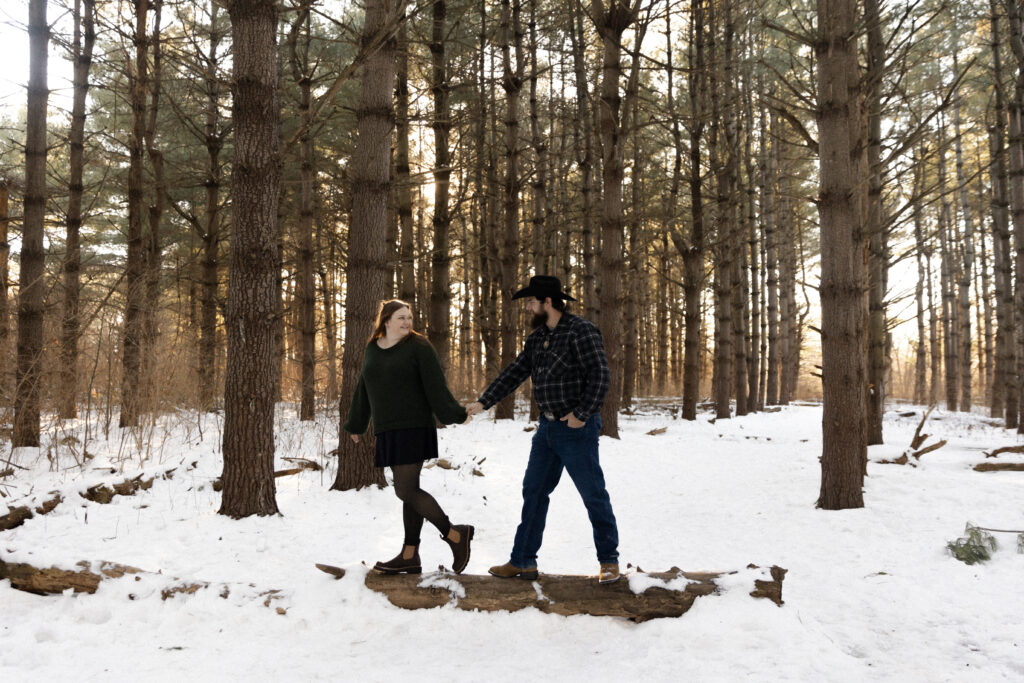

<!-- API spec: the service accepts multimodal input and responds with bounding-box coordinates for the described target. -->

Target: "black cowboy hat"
[511,275,577,302]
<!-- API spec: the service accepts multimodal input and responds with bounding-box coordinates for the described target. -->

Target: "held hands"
[561,412,585,429]
[465,401,485,417]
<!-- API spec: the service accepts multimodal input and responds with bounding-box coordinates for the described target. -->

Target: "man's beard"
[531,310,549,329]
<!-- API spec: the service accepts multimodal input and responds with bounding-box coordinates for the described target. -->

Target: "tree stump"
[354,565,786,622]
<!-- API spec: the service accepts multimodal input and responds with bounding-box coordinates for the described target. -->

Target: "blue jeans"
[510,414,619,568]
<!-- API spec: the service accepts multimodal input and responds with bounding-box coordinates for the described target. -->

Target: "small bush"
[946,524,998,565]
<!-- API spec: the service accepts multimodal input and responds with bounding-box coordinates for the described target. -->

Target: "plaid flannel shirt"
[478,313,611,422]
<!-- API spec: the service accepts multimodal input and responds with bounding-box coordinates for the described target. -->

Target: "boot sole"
[373,565,422,575]
[598,575,621,585]
[488,568,539,580]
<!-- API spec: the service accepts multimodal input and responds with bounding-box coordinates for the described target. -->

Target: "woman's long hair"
[367,299,423,344]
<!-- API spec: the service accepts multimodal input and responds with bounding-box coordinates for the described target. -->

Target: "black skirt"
[374,426,439,468]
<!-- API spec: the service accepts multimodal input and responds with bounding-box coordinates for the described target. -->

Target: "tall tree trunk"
[621,21,644,409]
[1005,0,1024,430]
[815,0,866,509]
[219,0,281,517]
[289,4,316,421]
[865,0,885,441]
[14,0,48,447]
[142,0,165,417]
[0,182,9,389]
[990,0,1017,425]
[428,0,452,372]
[978,189,994,406]
[592,0,639,439]
[913,150,927,405]
[953,49,974,413]
[395,14,415,306]
[332,0,400,490]
[120,0,149,428]
[570,0,597,322]
[198,1,224,412]
[529,0,549,276]
[765,108,779,406]
[939,115,960,411]
[496,0,524,420]
[60,0,96,420]
[743,79,760,412]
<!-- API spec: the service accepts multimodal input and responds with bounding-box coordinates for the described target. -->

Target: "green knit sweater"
[343,334,467,435]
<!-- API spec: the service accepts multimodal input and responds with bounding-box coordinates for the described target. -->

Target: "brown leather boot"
[598,563,621,584]
[443,524,475,574]
[488,562,539,580]
[373,545,421,575]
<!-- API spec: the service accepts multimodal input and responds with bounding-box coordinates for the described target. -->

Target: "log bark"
[973,462,1024,472]
[355,565,786,622]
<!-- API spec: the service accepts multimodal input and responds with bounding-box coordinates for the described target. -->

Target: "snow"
[1,403,1022,681]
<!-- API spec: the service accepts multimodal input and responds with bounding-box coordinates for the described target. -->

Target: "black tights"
[391,462,451,546]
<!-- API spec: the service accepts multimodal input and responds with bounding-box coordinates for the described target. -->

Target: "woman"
[343,299,474,575]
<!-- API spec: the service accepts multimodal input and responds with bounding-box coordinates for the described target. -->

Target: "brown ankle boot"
[373,545,421,575]
[488,562,539,580]
[443,524,474,574]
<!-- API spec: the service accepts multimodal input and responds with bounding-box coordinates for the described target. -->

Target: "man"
[466,275,621,584]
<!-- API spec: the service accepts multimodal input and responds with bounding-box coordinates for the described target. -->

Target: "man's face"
[526,297,549,329]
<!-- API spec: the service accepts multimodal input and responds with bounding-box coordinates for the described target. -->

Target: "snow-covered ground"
[1,402,1022,681]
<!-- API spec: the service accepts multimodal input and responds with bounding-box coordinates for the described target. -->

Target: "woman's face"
[385,306,413,338]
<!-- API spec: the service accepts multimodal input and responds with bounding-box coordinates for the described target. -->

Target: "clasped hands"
[463,401,584,428]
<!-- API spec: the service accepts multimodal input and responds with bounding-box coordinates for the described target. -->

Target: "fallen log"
[347,564,786,622]
[0,493,63,532]
[0,557,287,613]
[973,462,1024,472]
[984,445,1024,459]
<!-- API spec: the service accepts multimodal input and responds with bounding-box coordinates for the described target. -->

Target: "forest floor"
[1,400,1022,681]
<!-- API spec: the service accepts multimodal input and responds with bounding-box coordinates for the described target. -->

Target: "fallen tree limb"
[973,462,1024,472]
[0,493,63,532]
[339,564,787,622]
[212,460,323,491]
[983,445,1024,459]
[0,557,287,613]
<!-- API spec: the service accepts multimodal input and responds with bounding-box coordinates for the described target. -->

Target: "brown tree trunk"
[142,0,165,417]
[289,4,316,421]
[939,117,959,412]
[570,0,597,323]
[332,0,401,490]
[592,0,640,439]
[815,0,866,509]
[0,182,8,392]
[395,14,415,307]
[428,0,452,373]
[991,0,1017,425]
[679,0,705,420]
[198,1,224,412]
[219,0,282,518]
[764,108,779,406]
[60,0,95,420]
[952,52,974,413]
[913,150,927,405]
[865,0,885,441]
[496,0,524,421]
[14,0,49,447]
[1005,0,1024,430]
[120,0,148,429]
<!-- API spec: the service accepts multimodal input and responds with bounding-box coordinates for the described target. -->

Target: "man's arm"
[476,346,533,410]
[570,322,611,421]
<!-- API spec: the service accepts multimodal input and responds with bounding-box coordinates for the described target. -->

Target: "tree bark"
[198,1,225,412]
[288,4,317,421]
[120,0,149,429]
[913,149,927,405]
[332,0,402,490]
[395,13,415,306]
[496,0,524,420]
[14,0,48,447]
[59,0,95,420]
[0,181,8,389]
[570,0,597,323]
[865,0,886,441]
[428,0,452,373]
[142,0,165,417]
[592,0,639,439]
[219,0,282,517]
[815,0,866,509]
